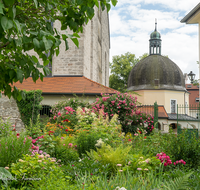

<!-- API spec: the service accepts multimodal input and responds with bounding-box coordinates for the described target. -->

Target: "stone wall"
[0,95,25,131]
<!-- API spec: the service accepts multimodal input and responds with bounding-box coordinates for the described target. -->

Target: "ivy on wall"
[16,90,43,126]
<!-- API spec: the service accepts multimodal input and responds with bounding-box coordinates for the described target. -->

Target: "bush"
[91,92,154,134]
[87,143,131,173]
[76,131,102,157]
[16,90,43,126]
[8,153,65,188]
[50,96,90,129]
[161,129,200,169]
[0,118,14,137]
[0,132,32,167]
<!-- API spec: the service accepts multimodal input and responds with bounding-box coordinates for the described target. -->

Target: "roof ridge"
[82,76,117,92]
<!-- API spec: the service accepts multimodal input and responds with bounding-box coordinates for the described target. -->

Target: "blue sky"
[109,0,200,82]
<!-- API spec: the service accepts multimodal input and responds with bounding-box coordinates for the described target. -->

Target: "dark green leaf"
[13,19,21,34]
[56,48,59,56]
[32,55,38,63]
[1,16,13,31]
[9,70,15,79]
[3,0,15,7]
[43,60,49,66]
[17,69,24,83]
[33,38,40,49]
[0,3,4,15]
[71,38,79,47]
[43,66,50,76]
[65,39,69,50]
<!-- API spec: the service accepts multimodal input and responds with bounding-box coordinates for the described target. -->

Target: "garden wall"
[0,95,25,131]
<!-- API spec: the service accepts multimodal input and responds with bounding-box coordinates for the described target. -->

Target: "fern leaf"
[161,172,193,190]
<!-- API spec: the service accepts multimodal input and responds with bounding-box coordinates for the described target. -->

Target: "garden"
[1,91,200,190]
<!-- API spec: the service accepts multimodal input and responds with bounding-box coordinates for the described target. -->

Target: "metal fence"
[177,104,200,139]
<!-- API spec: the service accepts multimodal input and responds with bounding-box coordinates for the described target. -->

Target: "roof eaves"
[82,76,118,93]
[180,3,200,23]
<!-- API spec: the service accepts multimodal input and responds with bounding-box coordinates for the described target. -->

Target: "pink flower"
[53,116,56,120]
[68,143,73,147]
[58,112,61,116]
[102,97,109,101]
[137,168,142,170]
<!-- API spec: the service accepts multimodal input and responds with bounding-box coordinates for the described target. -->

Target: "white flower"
[95,138,104,147]
[115,187,127,190]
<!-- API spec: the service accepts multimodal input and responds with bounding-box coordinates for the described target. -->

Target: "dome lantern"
[149,19,161,55]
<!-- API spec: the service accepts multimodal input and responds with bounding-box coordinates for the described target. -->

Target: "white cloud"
[109,1,200,80]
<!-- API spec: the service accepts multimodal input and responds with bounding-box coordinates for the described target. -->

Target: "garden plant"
[0,93,200,189]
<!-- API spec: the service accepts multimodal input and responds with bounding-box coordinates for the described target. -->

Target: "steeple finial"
[155,18,157,31]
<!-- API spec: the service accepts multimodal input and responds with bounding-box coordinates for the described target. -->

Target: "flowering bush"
[156,152,172,166]
[91,92,154,134]
[50,97,89,129]
[124,154,161,173]
[156,152,186,167]
[9,153,64,187]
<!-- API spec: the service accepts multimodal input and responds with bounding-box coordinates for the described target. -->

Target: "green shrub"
[164,129,200,169]
[87,144,131,173]
[16,90,43,126]
[53,138,79,165]
[76,131,102,157]
[9,153,64,187]
[0,132,32,167]
[0,118,14,137]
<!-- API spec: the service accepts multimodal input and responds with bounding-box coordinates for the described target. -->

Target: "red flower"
[16,133,20,136]
[144,137,146,139]
[128,139,132,142]
[63,119,69,122]
[65,129,68,132]
[139,130,142,134]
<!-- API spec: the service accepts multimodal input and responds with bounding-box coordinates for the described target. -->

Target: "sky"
[109,0,200,82]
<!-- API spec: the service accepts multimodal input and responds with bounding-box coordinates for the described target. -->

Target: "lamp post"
[188,71,195,84]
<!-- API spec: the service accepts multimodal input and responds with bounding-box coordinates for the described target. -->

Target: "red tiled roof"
[186,83,199,107]
[13,76,117,94]
[138,105,168,118]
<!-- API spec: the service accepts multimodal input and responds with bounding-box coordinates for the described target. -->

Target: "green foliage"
[109,52,148,92]
[9,153,65,188]
[160,129,200,169]
[0,0,117,99]
[124,154,161,173]
[87,143,131,173]
[76,131,102,157]
[0,118,13,137]
[50,96,90,129]
[91,92,154,134]
[0,167,14,188]
[62,155,111,184]
[0,132,32,167]
[16,90,43,126]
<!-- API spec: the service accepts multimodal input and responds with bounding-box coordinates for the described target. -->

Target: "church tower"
[149,19,161,55]
[52,7,110,87]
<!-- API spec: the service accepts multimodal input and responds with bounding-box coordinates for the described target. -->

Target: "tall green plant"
[16,90,43,126]
[0,132,32,167]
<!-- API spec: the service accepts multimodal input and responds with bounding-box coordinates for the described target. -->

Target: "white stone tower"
[52,7,110,86]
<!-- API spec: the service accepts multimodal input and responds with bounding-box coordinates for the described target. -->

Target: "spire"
[155,18,157,31]
[149,19,162,55]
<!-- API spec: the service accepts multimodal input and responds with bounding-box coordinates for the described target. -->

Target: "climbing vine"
[16,90,43,126]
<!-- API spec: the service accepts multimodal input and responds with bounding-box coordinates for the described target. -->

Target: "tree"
[109,52,148,92]
[0,0,117,100]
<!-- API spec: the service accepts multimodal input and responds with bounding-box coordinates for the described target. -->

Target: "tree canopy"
[109,52,148,92]
[0,0,117,100]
